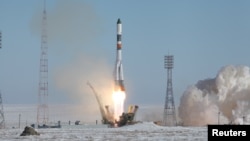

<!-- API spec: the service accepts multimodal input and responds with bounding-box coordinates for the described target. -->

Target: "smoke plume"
[179,65,250,126]
[30,0,113,122]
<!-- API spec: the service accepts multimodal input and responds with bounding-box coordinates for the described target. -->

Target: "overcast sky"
[1,0,250,109]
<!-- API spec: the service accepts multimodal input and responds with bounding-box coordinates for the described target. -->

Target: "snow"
[0,105,208,141]
[0,123,207,141]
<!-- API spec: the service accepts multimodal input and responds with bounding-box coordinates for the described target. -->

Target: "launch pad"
[87,81,139,127]
[114,105,139,127]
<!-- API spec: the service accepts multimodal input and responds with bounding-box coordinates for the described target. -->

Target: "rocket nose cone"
[117,18,121,24]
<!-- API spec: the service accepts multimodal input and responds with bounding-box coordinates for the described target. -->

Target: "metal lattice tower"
[163,55,177,126]
[37,0,49,126]
[0,91,5,129]
[0,32,5,129]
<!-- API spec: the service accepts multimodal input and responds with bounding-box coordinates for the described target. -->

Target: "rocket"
[114,18,125,91]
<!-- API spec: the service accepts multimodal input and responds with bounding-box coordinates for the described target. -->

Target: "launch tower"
[0,32,5,129]
[0,92,5,129]
[37,0,49,126]
[163,55,177,126]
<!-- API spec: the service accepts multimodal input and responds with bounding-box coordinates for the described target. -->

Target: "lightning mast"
[0,32,5,129]
[37,0,49,126]
[0,91,5,129]
[163,55,177,126]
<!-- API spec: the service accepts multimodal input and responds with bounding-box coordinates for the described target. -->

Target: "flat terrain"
[0,122,207,141]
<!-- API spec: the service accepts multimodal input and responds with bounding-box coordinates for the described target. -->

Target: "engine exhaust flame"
[112,90,126,121]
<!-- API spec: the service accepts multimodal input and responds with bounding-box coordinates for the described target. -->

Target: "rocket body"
[113,18,126,121]
[114,18,125,91]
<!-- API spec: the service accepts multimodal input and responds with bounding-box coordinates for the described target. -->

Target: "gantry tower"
[163,55,177,126]
[0,32,5,128]
[37,0,49,126]
[0,92,5,129]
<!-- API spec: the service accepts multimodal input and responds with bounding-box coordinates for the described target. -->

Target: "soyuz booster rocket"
[114,18,125,91]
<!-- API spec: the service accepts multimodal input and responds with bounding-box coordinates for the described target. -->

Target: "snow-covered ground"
[0,104,208,141]
[0,122,207,141]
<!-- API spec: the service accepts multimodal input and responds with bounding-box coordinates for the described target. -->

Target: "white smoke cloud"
[179,65,250,126]
[54,54,113,107]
